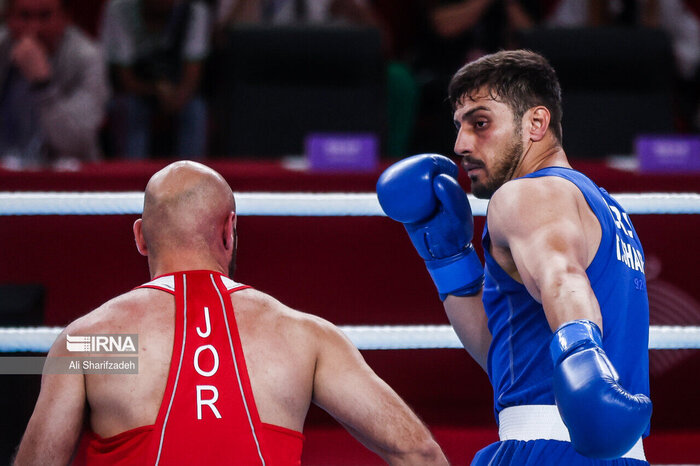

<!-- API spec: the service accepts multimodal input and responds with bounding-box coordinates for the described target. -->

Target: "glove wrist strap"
[550,319,603,364]
[425,248,484,296]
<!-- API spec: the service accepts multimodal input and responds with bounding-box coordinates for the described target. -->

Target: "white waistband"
[498,405,645,461]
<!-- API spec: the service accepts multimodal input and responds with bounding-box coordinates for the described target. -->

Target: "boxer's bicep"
[489,179,602,331]
[15,331,86,465]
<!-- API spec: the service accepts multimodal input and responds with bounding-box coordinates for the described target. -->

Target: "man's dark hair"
[448,50,563,144]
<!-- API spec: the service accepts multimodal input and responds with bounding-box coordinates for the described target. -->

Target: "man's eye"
[474,120,488,129]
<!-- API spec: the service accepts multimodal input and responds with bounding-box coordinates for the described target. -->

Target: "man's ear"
[526,106,551,142]
[133,219,148,256]
[223,211,235,251]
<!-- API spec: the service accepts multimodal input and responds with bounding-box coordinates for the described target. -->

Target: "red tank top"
[73,270,304,465]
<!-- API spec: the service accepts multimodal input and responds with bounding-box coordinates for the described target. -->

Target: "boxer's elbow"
[384,436,448,465]
[412,438,449,465]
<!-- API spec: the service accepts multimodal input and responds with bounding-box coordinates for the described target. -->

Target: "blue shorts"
[471,440,649,466]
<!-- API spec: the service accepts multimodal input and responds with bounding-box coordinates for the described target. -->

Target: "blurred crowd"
[0,0,698,169]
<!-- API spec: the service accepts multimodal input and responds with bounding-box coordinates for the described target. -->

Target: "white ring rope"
[1,191,699,353]
[0,325,697,352]
[1,192,700,216]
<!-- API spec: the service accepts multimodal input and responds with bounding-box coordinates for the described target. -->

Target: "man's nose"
[454,128,474,157]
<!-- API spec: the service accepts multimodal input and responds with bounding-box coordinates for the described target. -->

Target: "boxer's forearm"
[444,292,490,371]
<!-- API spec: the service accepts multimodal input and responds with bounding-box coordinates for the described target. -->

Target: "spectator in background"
[0,0,108,170]
[418,0,631,79]
[102,0,211,159]
[542,0,621,27]
[215,0,383,29]
[211,0,388,62]
[212,0,390,56]
[640,0,700,132]
[419,0,543,75]
[209,0,410,157]
[410,0,639,155]
[410,0,544,155]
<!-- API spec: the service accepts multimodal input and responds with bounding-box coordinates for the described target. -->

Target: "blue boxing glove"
[550,320,652,459]
[376,154,484,299]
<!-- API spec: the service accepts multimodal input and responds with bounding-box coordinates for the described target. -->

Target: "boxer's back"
[73,271,316,463]
[80,285,175,438]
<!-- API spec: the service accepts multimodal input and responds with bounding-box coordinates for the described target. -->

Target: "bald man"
[15,161,448,466]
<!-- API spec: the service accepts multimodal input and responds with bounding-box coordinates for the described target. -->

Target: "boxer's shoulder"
[64,287,171,340]
[232,288,349,350]
[488,175,583,238]
[492,175,579,212]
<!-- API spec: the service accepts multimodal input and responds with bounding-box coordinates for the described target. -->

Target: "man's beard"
[471,135,524,199]
[228,228,238,278]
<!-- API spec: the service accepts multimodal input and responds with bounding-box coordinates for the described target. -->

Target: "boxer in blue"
[377,50,652,465]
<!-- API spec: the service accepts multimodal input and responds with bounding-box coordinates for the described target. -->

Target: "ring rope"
[0,325,697,352]
[2,192,699,353]
[1,192,700,216]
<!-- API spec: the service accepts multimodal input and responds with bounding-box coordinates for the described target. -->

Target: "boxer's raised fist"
[377,154,483,299]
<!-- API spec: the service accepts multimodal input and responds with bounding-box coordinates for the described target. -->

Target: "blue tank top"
[482,167,650,432]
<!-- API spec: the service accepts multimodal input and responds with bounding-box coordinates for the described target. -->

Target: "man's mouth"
[463,163,484,176]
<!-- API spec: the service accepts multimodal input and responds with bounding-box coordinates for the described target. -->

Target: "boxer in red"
[15,161,448,465]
